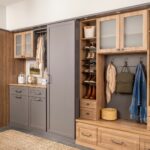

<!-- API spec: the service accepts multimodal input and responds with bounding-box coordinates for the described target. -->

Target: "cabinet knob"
[86,103,90,106]
[86,112,90,115]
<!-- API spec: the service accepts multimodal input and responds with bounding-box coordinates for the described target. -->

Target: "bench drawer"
[98,128,139,150]
[76,123,97,145]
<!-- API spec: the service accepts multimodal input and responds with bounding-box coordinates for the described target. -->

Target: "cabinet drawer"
[10,86,28,95]
[140,136,150,150]
[98,128,139,150]
[80,100,96,109]
[76,123,97,145]
[80,108,96,120]
[29,88,46,98]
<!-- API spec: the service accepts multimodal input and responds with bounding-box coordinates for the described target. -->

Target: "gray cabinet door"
[47,21,75,139]
[29,97,46,131]
[10,94,28,127]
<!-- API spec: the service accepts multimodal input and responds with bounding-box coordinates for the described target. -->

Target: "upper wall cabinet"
[120,10,148,51]
[97,10,148,54]
[97,15,120,52]
[14,31,34,59]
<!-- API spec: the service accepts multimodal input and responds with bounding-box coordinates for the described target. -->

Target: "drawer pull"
[81,132,92,137]
[16,96,22,99]
[36,92,41,95]
[86,103,90,106]
[111,139,124,145]
[16,90,22,93]
[86,112,90,115]
[33,98,42,102]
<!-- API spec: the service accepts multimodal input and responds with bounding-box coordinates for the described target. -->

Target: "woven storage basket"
[101,108,117,121]
[84,26,95,38]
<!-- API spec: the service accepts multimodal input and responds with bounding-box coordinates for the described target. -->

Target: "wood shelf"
[81,37,96,40]
[97,50,147,55]
[76,118,148,136]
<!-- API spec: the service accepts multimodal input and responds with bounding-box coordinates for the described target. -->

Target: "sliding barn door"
[47,21,76,139]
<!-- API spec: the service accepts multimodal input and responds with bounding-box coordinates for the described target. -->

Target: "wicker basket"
[101,108,117,121]
[84,26,95,38]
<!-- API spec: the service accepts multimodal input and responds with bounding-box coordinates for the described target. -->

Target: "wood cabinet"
[140,136,150,150]
[97,10,148,54]
[10,85,46,131]
[14,31,34,58]
[120,10,148,51]
[97,15,120,52]
[98,128,139,150]
[10,86,29,127]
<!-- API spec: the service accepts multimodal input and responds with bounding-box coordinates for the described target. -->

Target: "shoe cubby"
[80,19,100,120]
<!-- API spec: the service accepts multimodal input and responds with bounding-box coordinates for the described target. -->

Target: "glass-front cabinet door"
[14,33,23,58]
[97,15,120,53]
[24,31,34,58]
[120,10,148,51]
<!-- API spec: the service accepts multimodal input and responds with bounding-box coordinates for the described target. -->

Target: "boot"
[84,86,92,99]
[90,86,96,99]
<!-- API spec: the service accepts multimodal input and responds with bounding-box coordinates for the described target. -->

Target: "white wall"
[0,5,6,29]
[6,0,150,30]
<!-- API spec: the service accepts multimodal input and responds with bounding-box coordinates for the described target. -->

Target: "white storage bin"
[84,26,95,38]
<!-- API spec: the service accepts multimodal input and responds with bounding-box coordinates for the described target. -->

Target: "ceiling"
[0,0,24,6]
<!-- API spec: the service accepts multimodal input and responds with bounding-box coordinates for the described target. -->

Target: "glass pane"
[16,35,21,45]
[16,45,21,56]
[25,33,31,44]
[100,19,116,49]
[124,15,143,47]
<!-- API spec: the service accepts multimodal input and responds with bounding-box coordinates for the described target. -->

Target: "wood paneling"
[0,30,25,127]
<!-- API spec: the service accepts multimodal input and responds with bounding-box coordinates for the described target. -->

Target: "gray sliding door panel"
[47,21,75,139]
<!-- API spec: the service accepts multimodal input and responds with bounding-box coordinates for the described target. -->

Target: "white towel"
[106,63,116,103]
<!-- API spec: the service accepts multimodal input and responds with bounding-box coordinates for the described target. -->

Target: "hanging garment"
[36,36,45,74]
[129,64,147,123]
[106,63,117,103]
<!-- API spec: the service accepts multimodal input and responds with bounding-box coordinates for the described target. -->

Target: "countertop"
[9,83,47,89]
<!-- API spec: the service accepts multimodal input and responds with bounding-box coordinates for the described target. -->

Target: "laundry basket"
[84,26,95,38]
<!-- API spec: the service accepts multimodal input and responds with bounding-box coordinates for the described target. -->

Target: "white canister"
[18,73,26,84]
[84,26,95,38]
[41,78,47,85]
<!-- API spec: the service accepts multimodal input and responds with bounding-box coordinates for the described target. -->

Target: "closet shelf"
[81,37,96,40]
[97,49,147,55]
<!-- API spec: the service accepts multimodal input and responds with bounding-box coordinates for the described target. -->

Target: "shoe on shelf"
[90,86,96,100]
[84,75,92,83]
[89,76,96,84]
[84,86,92,99]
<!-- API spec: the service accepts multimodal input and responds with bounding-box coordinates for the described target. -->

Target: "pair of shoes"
[84,86,96,100]
[84,75,96,84]
[83,69,96,73]
[86,52,96,59]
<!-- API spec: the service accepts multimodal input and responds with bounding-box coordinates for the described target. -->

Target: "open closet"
[76,9,150,150]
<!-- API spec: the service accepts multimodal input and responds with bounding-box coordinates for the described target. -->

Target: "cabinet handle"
[111,139,124,145]
[34,98,42,102]
[16,96,22,99]
[81,132,92,137]
[86,103,90,106]
[16,90,22,93]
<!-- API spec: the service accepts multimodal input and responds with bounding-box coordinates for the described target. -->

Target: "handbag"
[116,63,134,94]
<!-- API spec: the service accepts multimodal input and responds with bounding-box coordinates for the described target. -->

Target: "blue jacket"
[129,64,147,123]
